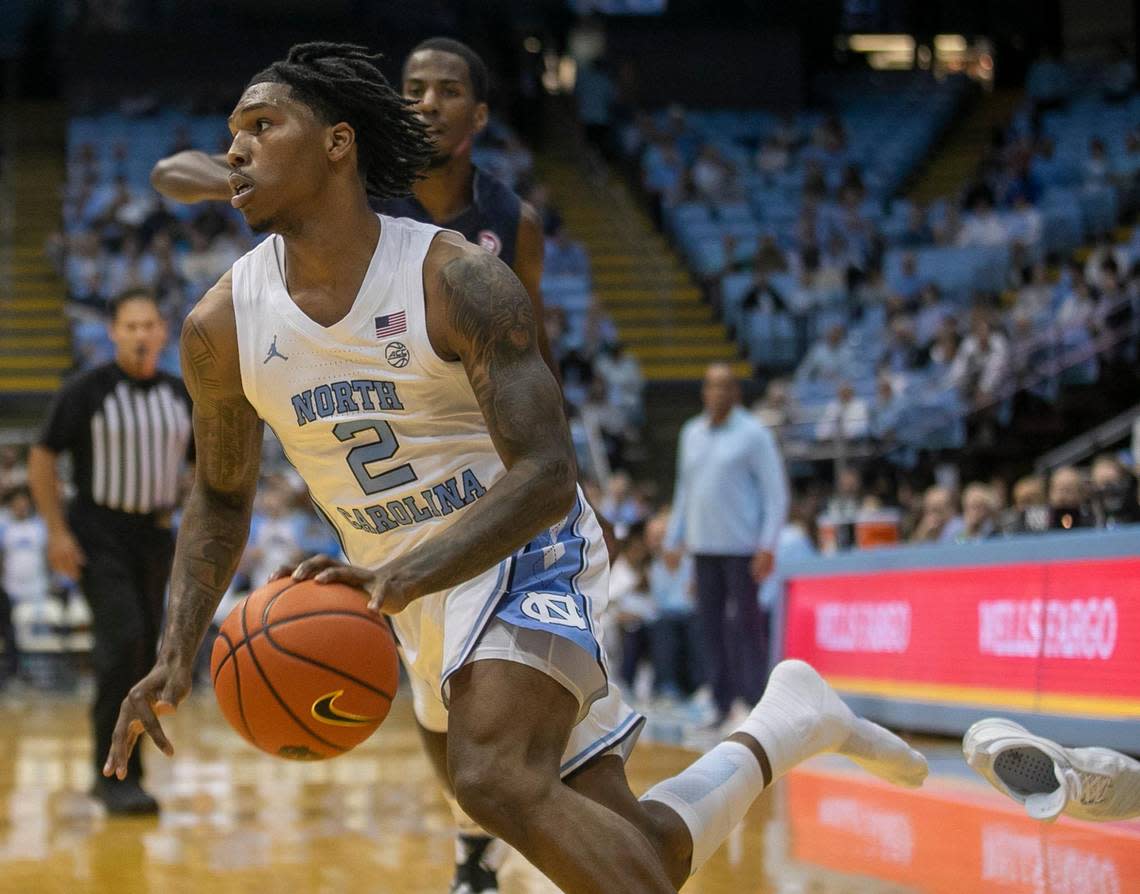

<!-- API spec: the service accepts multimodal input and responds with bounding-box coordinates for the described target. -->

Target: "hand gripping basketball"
[276,554,421,615]
[103,660,192,780]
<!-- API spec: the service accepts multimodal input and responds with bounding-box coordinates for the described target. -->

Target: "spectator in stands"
[897,204,933,248]
[933,202,963,246]
[1006,194,1043,247]
[795,323,851,383]
[754,136,789,177]
[1007,310,1048,389]
[579,304,619,359]
[910,485,963,543]
[691,144,738,203]
[752,379,793,432]
[67,142,100,187]
[1048,466,1096,530]
[65,230,106,300]
[543,305,568,363]
[580,379,629,471]
[645,511,698,704]
[1084,236,1131,291]
[816,381,870,442]
[922,315,961,378]
[958,193,1008,247]
[870,373,906,441]
[575,57,616,156]
[825,467,864,522]
[1015,260,1054,320]
[1056,270,1098,334]
[754,231,790,275]
[1085,138,1111,187]
[544,222,590,277]
[949,312,1010,404]
[956,483,998,542]
[242,486,307,590]
[0,486,50,613]
[1090,454,1140,527]
[915,283,949,346]
[601,471,648,530]
[104,232,157,297]
[890,252,925,302]
[665,363,789,727]
[642,141,685,216]
[609,521,655,696]
[879,316,921,373]
[594,341,644,428]
[0,445,29,501]
[150,231,187,311]
[1002,474,1050,534]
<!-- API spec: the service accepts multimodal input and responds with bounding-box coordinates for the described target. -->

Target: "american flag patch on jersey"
[374,311,407,338]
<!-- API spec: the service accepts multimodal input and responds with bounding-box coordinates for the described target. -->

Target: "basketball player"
[150,37,553,890]
[106,44,927,893]
[155,37,563,890]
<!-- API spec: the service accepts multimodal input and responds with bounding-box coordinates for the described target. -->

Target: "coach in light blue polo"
[664,363,789,725]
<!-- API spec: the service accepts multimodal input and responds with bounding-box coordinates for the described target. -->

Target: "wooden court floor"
[0,686,1136,894]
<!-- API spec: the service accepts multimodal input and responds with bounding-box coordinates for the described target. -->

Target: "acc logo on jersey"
[477,229,502,256]
[521,592,587,630]
[385,341,410,368]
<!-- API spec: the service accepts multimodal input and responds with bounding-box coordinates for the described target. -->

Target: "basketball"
[210,577,399,761]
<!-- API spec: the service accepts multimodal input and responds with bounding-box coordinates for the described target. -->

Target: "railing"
[770,293,1139,465]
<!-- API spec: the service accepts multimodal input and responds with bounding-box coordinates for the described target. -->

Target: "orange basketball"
[210,577,399,761]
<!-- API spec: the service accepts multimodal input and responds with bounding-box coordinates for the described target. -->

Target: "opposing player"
[150,37,552,891]
[964,718,1140,822]
[106,43,927,893]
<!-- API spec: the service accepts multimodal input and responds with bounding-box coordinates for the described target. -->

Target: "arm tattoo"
[440,251,570,467]
[395,252,576,598]
[159,314,262,666]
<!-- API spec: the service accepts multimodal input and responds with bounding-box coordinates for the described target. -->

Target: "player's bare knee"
[450,741,556,836]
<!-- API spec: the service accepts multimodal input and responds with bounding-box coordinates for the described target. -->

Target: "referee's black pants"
[72,504,174,782]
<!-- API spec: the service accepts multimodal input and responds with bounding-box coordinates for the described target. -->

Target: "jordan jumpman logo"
[263,335,288,364]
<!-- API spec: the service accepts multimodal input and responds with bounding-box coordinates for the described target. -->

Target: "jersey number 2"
[333,420,417,496]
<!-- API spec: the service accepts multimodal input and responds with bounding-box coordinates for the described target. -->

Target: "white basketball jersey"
[231,215,506,569]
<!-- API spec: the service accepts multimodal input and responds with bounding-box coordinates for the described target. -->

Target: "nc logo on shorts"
[521,592,587,630]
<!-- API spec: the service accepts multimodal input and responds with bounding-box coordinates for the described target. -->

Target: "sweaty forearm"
[158,484,253,668]
[150,151,231,203]
[396,455,576,599]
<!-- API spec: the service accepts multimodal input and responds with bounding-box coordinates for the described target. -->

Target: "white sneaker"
[963,718,1140,823]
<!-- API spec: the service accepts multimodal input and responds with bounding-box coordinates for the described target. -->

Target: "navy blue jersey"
[376,166,521,269]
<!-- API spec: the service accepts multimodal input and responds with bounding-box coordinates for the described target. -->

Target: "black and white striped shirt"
[39,363,193,515]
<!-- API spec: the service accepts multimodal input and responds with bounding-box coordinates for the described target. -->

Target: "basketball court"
[0,685,1135,894]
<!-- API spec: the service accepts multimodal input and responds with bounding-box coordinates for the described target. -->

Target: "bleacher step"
[641,360,751,379]
[629,343,738,360]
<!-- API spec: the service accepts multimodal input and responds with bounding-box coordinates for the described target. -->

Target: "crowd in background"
[608,58,1140,461]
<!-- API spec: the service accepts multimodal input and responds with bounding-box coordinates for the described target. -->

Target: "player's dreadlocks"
[248,42,434,201]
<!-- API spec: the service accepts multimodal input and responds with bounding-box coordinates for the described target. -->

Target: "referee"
[28,289,192,815]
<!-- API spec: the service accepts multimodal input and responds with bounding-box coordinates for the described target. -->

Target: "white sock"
[640,741,765,875]
[735,659,927,787]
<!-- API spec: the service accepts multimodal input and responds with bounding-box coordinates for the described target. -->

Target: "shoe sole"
[964,718,1069,799]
